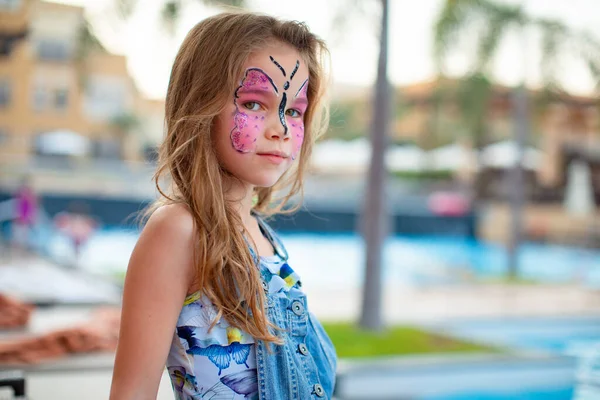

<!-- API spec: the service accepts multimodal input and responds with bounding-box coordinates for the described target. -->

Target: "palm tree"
[434,0,600,278]
[358,0,390,331]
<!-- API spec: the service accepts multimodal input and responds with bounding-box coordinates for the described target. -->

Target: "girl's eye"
[243,102,261,111]
[286,109,302,118]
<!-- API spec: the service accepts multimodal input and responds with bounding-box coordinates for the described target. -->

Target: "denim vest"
[253,216,337,400]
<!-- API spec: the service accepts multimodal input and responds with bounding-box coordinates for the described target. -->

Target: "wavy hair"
[147,12,329,343]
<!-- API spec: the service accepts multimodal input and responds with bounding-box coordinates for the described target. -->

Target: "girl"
[110,12,337,400]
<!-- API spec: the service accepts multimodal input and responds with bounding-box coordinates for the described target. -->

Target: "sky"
[55,0,600,100]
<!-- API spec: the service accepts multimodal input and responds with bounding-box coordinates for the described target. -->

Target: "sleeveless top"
[166,216,337,400]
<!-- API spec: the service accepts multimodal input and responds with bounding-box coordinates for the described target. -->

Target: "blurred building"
[396,78,600,198]
[0,0,164,166]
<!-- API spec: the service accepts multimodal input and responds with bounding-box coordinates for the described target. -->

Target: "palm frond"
[160,0,182,34]
[475,3,523,71]
[329,0,377,46]
[535,19,568,91]
[201,0,245,8]
[433,0,472,70]
[434,0,526,72]
[577,31,600,92]
[115,0,137,19]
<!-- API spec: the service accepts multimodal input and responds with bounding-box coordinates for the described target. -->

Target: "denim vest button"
[313,383,325,397]
[298,343,309,355]
[291,300,304,316]
[261,280,268,292]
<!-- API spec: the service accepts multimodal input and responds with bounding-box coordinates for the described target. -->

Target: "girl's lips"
[258,154,286,164]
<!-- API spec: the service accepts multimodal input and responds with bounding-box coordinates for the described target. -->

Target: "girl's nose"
[266,120,289,141]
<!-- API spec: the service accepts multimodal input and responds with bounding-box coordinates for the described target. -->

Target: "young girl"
[110,12,337,400]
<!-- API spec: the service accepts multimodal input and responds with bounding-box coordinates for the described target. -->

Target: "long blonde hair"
[149,12,329,343]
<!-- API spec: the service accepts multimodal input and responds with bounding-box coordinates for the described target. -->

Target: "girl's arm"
[110,204,197,400]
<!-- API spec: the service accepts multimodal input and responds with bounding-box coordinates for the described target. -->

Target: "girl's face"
[214,42,309,188]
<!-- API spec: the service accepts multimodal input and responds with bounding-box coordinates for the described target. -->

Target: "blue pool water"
[425,317,600,399]
[47,231,600,290]
[431,316,600,357]
[426,387,575,400]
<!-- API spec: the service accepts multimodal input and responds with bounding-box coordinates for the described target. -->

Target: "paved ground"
[305,283,600,323]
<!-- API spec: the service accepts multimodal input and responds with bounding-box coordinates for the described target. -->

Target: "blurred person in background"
[54,201,98,267]
[110,12,337,400]
[10,176,39,258]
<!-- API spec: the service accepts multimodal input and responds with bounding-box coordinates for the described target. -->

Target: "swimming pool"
[429,316,600,357]
[46,230,600,289]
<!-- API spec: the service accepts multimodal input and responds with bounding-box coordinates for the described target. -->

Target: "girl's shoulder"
[149,203,195,233]
[136,203,197,286]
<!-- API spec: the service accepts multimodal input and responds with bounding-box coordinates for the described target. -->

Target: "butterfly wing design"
[229,343,253,368]
[220,369,258,397]
[188,344,231,375]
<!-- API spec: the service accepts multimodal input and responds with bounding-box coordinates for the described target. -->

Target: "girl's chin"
[248,177,281,189]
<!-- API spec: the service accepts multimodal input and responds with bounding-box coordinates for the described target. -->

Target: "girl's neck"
[224,178,255,227]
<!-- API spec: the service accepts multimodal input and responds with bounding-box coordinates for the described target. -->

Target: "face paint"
[269,57,306,145]
[278,92,288,137]
[230,68,278,153]
[295,78,308,98]
[231,58,309,159]
[289,78,309,160]
[290,60,300,80]
[269,56,286,77]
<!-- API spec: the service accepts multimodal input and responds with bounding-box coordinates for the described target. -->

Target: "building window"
[54,88,68,110]
[93,138,122,160]
[0,31,26,56]
[32,86,47,112]
[84,77,128,121]
[0,0,21,11]
[36,38,72,62]
[0,80,10,108]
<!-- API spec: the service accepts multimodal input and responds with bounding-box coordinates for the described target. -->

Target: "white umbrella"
[481,140,542,170]
[385,145,426,171]
[564,160,597,217]
[428,143,475,171]
[36,130,92,156]
[311,138,371,172]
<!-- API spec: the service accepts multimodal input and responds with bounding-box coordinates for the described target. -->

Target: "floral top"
[166,253,302,400]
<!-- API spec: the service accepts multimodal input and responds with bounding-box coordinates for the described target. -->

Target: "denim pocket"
[286,292,308,337]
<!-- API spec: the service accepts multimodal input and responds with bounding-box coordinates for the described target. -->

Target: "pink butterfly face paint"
[289,78,308,159]
[230,58,309,160]
[231,68,278,153]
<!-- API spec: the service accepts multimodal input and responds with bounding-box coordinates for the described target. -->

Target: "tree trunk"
[507,85,528,279]
[359,0,390,331]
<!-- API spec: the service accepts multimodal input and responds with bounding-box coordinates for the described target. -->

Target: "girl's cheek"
[230,112,265,153]
[288,119,305,160]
